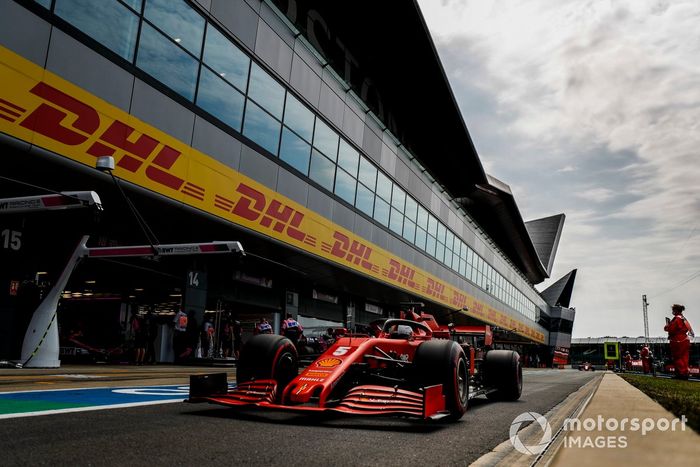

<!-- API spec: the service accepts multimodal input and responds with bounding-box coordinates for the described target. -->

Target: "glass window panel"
[459,258,466,276]
[375,172,392,201]
[427,214,438,236]
[355,183,374,217]
[122,0,142,11]
[202,25,249,91]
[55,0,139,62]
[426,235,436,257]
[467,248,474,266]
[242,100,281,154]
[196,67,245,131]
[391,185,406,212]
[415,227,427,250]
[279,127,311,175]
[405,197,418,222]
[437,223,446,244]
[358,157,377,190]
[283,93,314,142]
[309,150,336,192]
[313,119,339,160]
[389,208,403,235]
[337,139,359,176]
[248,63,285,119]
[446,231,455,251]
[403,220,416,243]
[334,168,356,205]
[436,244,445,265]
[144,0,204,56]
[417,205,428,229]
[373,197,390,227]
[453,252,460,270]
[34,0,52,8]
[136,23,198,100]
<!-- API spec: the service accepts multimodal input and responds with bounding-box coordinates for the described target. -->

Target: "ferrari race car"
[578,362,596,371]
[188,312,522,421]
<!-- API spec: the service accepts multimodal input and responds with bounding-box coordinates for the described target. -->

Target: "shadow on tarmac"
[178,393,525,434]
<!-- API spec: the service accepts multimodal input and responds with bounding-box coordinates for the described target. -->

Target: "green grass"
[620,374,700,433]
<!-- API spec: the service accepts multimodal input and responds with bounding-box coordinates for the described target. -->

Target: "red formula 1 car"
[578,362,596,371]
[188,312,522,421]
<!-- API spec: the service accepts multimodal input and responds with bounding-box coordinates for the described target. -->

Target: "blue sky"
[417,0,700,337]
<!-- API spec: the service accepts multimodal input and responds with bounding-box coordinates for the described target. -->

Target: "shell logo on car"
[316,358,342,368]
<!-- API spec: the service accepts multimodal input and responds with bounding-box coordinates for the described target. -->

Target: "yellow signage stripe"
[0,45,545,343]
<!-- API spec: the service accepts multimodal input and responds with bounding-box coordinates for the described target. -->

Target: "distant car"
[188,312,522,421]
[578,362,596,371]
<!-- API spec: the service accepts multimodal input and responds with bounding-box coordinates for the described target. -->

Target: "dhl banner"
[0,45,545,343]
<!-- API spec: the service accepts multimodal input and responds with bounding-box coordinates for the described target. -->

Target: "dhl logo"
[322,232,377,273]
[424,278,448,302]
[3,82,203,201]
[384,259,419,290]
[450,290,468,309]
[214,183,316,247]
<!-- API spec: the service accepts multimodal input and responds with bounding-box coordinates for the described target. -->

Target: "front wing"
[187,375,449,420]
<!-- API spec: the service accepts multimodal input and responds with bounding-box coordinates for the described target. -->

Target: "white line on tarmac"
[0,399,184,420]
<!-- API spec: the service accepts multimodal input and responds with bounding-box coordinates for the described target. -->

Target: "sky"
[417,0,700,337]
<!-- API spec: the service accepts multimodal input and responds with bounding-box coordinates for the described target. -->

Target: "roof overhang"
[268,1,548,283]
[269,0,488,194]
[458,175,549,283]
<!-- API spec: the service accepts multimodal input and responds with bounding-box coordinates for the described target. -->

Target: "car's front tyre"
[413,340,469,420]
[236,334,298,401]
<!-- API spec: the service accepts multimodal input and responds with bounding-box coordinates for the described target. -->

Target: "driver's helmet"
[391,324,413,339]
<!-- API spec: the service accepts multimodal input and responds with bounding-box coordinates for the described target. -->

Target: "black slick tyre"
[413,340,469,420]
[484,350,522,401]
[236,334,298,400]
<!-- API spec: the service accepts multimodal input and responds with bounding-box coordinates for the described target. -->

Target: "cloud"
[418,0,700,337]
[576,188,615,203]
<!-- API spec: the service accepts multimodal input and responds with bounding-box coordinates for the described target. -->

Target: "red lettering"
[262,200,293,232]
[330,231,350,259]
[286,211,306,241]
[20,82,99,145]
[233,184,266,221]
[146,146,184,190]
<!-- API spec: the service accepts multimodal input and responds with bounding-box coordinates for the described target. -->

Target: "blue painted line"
[0,385,189,406]
[0,383,237,418]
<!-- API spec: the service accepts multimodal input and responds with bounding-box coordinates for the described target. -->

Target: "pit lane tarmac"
[0,368,598,466]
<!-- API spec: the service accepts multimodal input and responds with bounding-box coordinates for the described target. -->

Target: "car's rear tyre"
[413,340,469,420]
[236,334,298,401]
[484,350,522,401]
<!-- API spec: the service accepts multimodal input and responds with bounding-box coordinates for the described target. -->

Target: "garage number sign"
[604,342,619,360]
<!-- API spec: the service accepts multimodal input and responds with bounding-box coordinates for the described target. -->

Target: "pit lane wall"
[0,44,546,344]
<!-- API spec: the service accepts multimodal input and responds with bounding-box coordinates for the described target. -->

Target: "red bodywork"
[191,313,488,420]
[195,333,448,419]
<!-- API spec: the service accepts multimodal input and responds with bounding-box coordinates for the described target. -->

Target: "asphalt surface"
[0,369,597,466]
